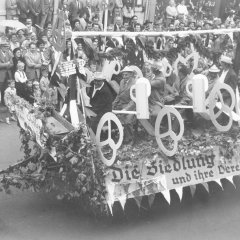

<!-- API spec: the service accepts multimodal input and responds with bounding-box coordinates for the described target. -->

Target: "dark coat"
[17,0,29,19]
[222,68,238,92]
[88,81,115,116]
[69,0,84,21]
[126,50,144,69]
[28,0,41,15]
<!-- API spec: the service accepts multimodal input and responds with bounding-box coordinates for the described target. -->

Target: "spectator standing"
[14,61,28,98]
[40,0,54,29]
[25,18,37,35]
[166,0,178,27]
[4,80,17,124]
[0,40,13,105]
[69,0,84,25]
[29,0,41,26]
[177,0,188,19]
[6,0,18,20]
[12,48,25,74]
[114,16,122,31]
[24,42,42,81]
[9,33,20,52]
[17,0,29,23]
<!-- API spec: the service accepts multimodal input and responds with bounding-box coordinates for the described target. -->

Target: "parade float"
[2,12,240,216]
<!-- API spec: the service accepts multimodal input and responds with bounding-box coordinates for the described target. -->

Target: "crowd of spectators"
[0,0,240,140]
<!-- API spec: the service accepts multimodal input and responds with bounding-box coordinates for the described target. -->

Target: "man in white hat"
[206,64,220,96]
[87,72,116,133]
[113,66,136,111]
[218,55,238,94]
[113,66,136,143]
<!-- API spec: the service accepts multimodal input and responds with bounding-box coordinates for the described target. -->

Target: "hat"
[120,66,134,73]
[33,81,40,85]
[220,55,233,64]
[94,72,106,80]
[209,65,220,73]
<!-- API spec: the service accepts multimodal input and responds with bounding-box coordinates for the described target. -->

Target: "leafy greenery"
[1,124,109,216]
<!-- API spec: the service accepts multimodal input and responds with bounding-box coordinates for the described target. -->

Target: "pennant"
[118,195,127,210]
[214,179,223,190]
[161,190,171,205]
[201,182,209,193]
[190,185,197,197]
[175,187,183,201]
[107,200,113,216]
[134,196,143,209]
[226,176,236,188]
[148,194,155,207]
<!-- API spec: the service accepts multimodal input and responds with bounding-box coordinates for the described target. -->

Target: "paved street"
[1,123,240,240]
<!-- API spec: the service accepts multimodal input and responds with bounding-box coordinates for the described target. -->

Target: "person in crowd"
[6,0,18,20]
[205,64,220,97]
[14,61,28,98]
[28,0,41,26]
[87,72,116,133]
[9,33,20,52]
[219,55,238,95]
[4,80,17,124]
[177,0,188,19]
[63,39,75,61]
[74,38,88,61]
[114,16,123,32]
[122,3,134,23]
[22,80,34,104]
[92,15,103,31]
[135,23,142,32]
[0,40,13,105]
[73,19,82,32]
[40,68,50,96]
[81,0,93,23]
[12,48,25,74]
[40,0,54,29]
[24,42,42,81]
[113,66,136,142]
[142,63,166,116]
[166,0,178,28]
[33,80,42,104]
[69,0,84,26]
[25,18,37,35]
[16,29,26,45]
[17,0,29,23]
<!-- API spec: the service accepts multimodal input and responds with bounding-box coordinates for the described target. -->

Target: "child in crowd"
[4,80,17,124]
[40,68,50,98]
[14,61,28,98]
[23,80,34,104]
[33,81,42,105]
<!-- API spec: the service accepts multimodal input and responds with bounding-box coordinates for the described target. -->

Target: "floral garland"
[0,119,109,216]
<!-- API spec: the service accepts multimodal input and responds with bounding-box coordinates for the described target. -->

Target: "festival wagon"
[1,14,240,216]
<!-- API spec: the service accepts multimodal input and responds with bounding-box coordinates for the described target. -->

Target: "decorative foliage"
[0,122,109,216]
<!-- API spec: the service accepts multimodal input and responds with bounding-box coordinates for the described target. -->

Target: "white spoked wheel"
[155,106,184,156]
[96,112,124,166]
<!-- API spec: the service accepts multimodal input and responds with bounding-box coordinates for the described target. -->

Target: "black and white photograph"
[1,0,240,239]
